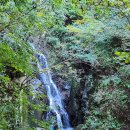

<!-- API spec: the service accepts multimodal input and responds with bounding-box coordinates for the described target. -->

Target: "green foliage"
[43,1,130,130]
[0,0,130,129]
[100,75,121,87]
[83,112,122,130]
[0,83,22,129]
[0,0,50,129]
[115,51,130,63]
[82,74,128,130]
[0,42,33,76]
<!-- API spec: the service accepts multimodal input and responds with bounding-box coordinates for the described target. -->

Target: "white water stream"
[36,53,73,130]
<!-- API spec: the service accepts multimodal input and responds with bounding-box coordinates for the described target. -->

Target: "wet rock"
[67,63,93,127]
[63,83,71,90]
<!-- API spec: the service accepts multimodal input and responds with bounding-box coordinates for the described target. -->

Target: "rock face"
[52,62,93,128]
[28,78,48,127]
[68,63,93,127]
[52,75,70,99]
[29,35,49,58]
[29,38,93,128]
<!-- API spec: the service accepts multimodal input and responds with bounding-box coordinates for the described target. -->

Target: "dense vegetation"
[0,0,130,130]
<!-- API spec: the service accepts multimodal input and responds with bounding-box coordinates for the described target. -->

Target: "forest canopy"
[0,0,130,130]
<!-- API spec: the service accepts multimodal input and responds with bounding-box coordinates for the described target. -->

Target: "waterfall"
[36,53,73,130]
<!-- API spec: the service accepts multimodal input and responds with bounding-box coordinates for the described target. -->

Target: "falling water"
[36,53,73,130]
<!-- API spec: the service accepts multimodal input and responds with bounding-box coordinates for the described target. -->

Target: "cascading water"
[36,53,73,130]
